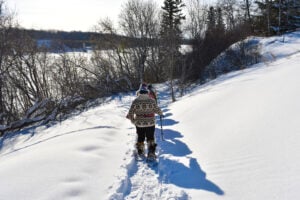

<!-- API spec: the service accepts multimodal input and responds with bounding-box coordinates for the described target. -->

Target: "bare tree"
[91,18,136,92]
[119,0,160,83]
[91,0,161,92]
[218,0,237,30]
[0,11,92,135]
[0,0,18,126]
[244,0,252,24]
[186,0,207,38]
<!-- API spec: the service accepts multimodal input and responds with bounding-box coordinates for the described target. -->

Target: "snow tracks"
[107,131,189,200]
[107,93,189,200]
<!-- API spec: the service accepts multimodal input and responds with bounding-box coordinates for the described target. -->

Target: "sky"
[6,0,164,32]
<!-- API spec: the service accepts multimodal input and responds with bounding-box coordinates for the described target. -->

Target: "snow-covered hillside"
[0,31,300,200]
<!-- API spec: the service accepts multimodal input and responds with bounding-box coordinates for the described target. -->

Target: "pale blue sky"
[7,0,164,31]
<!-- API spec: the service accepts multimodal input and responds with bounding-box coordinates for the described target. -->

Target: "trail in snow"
[107,91,190,200]
[107,86,224,200]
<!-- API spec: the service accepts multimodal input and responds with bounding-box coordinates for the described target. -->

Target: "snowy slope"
[0,98,134,200]
[169,54,300,199]
[1,31,300,200]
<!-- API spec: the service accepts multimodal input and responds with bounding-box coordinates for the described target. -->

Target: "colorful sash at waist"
[136,113,155,118]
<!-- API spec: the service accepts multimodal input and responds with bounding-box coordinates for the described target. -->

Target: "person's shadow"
[155,124,224,195]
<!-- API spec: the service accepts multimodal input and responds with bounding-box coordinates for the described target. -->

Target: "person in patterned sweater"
[126,84,163,158]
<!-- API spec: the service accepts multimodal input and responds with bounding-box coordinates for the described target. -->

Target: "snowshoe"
[147,152,157,160]
[134,150,146,161]
[146,141,158,164]
[136,142,145,153]
[146,152,158,167]
[134,142,145,161]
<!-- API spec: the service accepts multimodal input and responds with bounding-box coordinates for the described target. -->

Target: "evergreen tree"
[253,0,300,35]
[160,0,185,102]
[216,7,225,33]
[284,0,300,32]
[207,6,216,32]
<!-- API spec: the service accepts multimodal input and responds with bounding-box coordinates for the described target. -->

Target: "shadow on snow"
[155,116,224,196]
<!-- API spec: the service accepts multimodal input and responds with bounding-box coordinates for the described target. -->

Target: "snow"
[1,31,300,199]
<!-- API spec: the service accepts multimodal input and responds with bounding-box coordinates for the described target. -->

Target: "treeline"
[254,0,300,35]
[24,29,191,51]
[27,29,94,41]
[19,29,151,51]
[1,0,300,136]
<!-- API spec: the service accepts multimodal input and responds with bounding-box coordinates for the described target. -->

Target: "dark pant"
[136,126,155,143]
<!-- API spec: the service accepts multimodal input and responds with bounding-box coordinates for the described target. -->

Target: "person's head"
[139,87,149,94]
[147,84,152,90]
[138,83,149,95]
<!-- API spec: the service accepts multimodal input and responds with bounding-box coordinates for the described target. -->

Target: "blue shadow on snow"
[155,124,224,195]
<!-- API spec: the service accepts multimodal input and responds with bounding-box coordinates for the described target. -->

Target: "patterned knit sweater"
[127,94,163,127]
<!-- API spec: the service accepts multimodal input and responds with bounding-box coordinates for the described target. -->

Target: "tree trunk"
[266,0,271,36]
[278,0,282,35]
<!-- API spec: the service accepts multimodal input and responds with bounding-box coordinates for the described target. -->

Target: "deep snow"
[1,31,300,200]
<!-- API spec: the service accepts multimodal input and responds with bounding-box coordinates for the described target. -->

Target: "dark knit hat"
[138,83,149,94]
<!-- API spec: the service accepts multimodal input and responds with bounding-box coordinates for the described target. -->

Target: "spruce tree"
[160,0,185,102]
[207,6,216,33]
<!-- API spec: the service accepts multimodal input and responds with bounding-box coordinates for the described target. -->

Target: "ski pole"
[160,115,164,141]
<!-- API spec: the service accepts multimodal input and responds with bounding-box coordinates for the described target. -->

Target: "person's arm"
[153,102,163,116]
[126,101,136,120]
